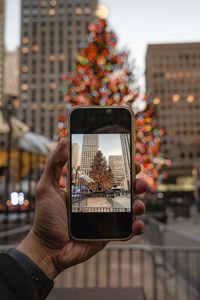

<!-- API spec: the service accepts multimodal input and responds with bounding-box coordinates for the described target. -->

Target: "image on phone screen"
[71,133,131,213]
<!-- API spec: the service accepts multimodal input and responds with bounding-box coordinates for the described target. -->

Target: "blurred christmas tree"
[88,150,112,192]
[58,19,171,191]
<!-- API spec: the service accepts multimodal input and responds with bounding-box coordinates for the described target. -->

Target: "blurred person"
[0,139,147,300]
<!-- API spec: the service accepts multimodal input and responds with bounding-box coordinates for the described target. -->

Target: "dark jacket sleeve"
[0,253,39,300]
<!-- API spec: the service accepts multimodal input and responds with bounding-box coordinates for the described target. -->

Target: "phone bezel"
[67,105,135,241]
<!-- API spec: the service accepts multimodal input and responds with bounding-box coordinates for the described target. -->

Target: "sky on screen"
[72,134,122,161]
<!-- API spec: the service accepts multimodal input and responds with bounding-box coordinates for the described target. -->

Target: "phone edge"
[67,105,136,242]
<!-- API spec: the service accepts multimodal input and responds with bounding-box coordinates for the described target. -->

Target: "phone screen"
[69,107,134,240]
[72,133,131,213]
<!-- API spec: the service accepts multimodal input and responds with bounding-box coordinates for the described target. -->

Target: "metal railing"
[0,218,200,300]
[0,224,31,246]
[143,216,200,248]
[72,206,130,212]
[143,216,200,299]
[1,243,198,300]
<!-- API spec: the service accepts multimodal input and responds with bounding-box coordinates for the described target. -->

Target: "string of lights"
[58,19,171,191]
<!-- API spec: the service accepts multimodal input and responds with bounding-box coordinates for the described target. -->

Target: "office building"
[72,143,79,170]
[19,0,98,138]
[146,43,200,177]
[80,134,99,176]
[120,134,130,188]
[109,155,125,188]
[0,0,4,105]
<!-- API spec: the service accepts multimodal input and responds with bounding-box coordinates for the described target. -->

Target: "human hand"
[17,139,148,279]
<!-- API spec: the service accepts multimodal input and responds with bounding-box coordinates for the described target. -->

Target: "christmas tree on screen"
[58,19,171,191]
[88,151,112,192]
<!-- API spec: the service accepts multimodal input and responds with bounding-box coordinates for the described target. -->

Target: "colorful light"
[58,19,170,191]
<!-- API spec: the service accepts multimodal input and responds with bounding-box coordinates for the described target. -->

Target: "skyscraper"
[0,0,4,105]
[72,143,79,170]
[120,134,130,186]
[146,43,200,178]
[109,155,125,189]
[80,134,99,176]
[19,0,98,138]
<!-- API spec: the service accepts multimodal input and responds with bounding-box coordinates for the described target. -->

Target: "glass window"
[59,61,63,73]
[32,0,38,8]
[188,152,193,159]
[85,0,91,6]
[23,17,29,24]
[32,90,36,103]
[23,8,29,15]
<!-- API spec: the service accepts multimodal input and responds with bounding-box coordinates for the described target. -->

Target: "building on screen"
[109,155,125,189]
[80,134,99,176]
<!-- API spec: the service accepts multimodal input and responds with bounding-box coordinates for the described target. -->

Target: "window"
[50,94,54,103]
[85,22,89,33]
[50,62,54,73]
[85,0,91,6]
[32,90,36,103]
[59,0,65,6]
[23,0,29,7]
[59,61,63,73]
[188,152,193,159]
[32,8,38,15]
[50,116,54,137]
[23,8,29,16]
[22,73,28,80]
[23,17,29,24]
[32,0,38,8]
[68,58,72,72]
[41,116,45,124]
[41,89,45,102]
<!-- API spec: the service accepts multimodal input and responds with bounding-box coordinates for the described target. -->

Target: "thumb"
[40,138,69,187]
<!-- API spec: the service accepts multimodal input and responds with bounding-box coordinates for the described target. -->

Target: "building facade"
[0,0,4,105]
[19,0,98,138]
[109,155,125,189]
[80,134,99,176]
[72,142,79,170]
[120,134,130,189]
[146,43,200,178]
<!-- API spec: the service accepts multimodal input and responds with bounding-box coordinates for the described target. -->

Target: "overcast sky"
[72,134,122,161]
[5,0,200,88]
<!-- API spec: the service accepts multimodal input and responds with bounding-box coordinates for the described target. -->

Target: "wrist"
[17,230,58,279]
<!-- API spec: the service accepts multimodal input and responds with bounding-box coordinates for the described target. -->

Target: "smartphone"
[67,106,135,240]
